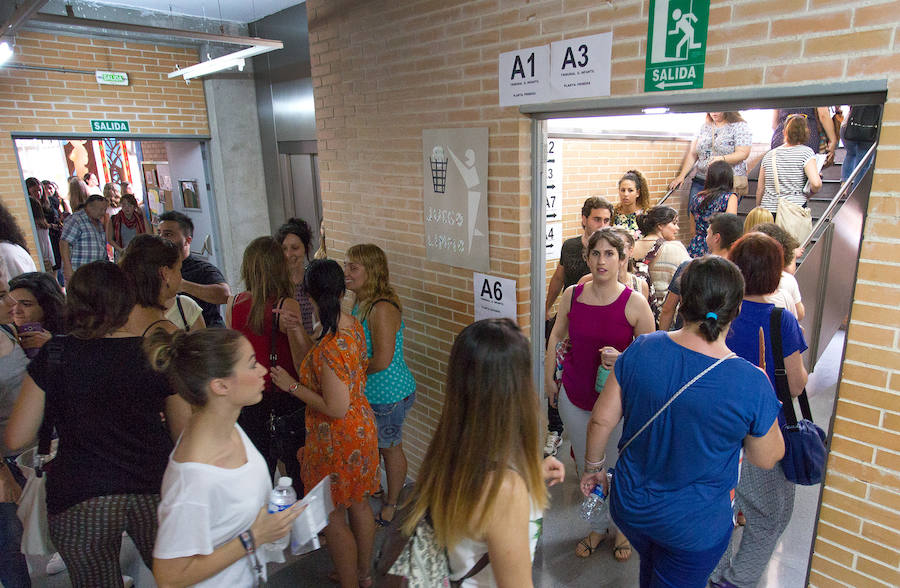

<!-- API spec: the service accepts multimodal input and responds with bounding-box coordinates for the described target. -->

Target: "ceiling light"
[169,44,280,80]
[0,42,13,66]
[642,107,670,114]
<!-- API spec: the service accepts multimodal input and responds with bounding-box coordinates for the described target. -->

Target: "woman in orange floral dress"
[270,259,379,588]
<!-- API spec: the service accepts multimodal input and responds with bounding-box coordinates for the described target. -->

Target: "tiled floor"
[29,331,844,588]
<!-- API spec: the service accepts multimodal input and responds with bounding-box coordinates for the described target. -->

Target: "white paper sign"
[550,33,612,100]
[545,221,562,262]
[545,137,562,220]
[498,45,551,107]
[289,475,334,556]
[474,273,517,322]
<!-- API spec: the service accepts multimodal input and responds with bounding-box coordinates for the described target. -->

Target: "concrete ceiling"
[61,0,304,24]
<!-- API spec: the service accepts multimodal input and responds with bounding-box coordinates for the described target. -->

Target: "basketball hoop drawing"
[430,145,448,193]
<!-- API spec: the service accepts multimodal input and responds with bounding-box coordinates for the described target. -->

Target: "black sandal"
[575,531,607,558]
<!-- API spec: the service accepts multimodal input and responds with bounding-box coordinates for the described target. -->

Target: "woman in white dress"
[146,328,303,587]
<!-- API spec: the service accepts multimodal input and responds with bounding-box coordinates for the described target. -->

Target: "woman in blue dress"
[687,160,738,257]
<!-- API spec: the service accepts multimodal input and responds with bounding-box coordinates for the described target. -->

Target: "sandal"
[375,502,397,527]
[358,575,373,588]
[613,536,632,562]
[575,531,607,558]
[736,511,746,526]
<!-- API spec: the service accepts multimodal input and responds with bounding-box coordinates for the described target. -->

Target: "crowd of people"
[0,106,838,588]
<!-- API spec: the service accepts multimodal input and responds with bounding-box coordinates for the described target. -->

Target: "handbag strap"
[175,296,189,332]
[772,147,783,195]
[769,308,813,426]
[269,298,284,365]
[619,352,736,456]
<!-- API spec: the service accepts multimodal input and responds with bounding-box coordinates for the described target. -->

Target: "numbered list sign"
[550,33,612,100]
[545,137,562,221]
[546,221,562,262]
[498,45,551,107]
[473,272,518,322]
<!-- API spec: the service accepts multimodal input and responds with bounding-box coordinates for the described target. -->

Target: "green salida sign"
[645,0,710,92]
[90,120,130,133]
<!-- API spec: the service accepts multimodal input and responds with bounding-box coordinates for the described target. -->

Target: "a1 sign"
[645,0,709,92]
[498,45,551,107]
[550,33,612,100]
[545,138,562,220]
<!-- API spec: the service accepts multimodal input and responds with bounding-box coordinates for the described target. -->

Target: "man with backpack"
[841,104,881,183]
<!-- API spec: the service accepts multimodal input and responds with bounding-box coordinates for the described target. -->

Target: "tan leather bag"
[733,174,749,196]
[772,148,813,243]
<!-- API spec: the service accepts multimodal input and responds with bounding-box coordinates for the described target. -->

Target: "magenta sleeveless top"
[561,284,635,411]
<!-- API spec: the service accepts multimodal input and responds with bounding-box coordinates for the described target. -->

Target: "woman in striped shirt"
[756,114,822,214]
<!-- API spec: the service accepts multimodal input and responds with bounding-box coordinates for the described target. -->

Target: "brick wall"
[306,1,900,584]
[0,31,209,260]
[544,136,688,312]
[140,140,168,162]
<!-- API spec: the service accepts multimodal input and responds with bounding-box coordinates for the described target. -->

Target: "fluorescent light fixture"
[0,42,13,65]
[169,43,281,80]
[642,107,670,115]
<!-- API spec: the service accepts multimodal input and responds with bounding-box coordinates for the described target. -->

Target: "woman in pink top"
[545,227,655,563]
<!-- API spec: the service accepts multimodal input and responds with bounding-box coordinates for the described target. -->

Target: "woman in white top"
[632,206,690,312]
[0,202,37,279]
[403,319,565,587]
[757,114,822,214]
[165,294,205,331]
[146,328,303,588]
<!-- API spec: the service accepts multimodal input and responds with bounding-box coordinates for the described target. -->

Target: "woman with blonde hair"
[344,243,416,527]
[613,170,651,234]
[226,237,310,496]
[743,207,774,234]
[405,318,565,587]
[67,177,90,212]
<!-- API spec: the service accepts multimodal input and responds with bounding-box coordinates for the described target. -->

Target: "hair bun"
[144,329,185,373]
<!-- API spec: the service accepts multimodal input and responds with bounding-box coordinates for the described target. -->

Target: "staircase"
[737,148,846,242]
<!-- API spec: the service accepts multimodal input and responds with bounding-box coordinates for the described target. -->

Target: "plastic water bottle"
[268,477,297,550]
[580,469,614,523]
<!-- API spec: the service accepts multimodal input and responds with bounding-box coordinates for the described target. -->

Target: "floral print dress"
[688,191,734,258]
[298,321,380,507]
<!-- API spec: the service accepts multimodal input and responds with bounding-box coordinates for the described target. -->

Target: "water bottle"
[580,469,614,523]
[268,477,297,550]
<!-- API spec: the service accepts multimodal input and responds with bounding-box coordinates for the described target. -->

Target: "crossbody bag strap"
[457,553,490,583]
[362,298,400,322]
[269,297,284,365]
[772,147,783,195]
[618,352,736,456]
[769,308,812,425]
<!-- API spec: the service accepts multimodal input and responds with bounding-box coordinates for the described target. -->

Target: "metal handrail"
[658,161,698,207]
[800,141,878,251]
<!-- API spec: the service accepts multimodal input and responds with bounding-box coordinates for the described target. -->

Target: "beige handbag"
[733,174,749,196]
[772,148,813,244]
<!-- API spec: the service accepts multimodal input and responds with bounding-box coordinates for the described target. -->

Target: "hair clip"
[706,312,718,320]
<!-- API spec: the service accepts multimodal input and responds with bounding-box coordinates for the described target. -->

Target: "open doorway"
[14,136,222,273]
[529,88,884,587]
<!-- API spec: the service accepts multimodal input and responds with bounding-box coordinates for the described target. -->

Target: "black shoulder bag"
[269,298,307,461]
[770,308,827,485]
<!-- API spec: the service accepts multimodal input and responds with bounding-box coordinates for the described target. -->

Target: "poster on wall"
[550,33,612,100]
[473,272,517,322]
[422,128,490,272]
[546,221,562,262]
[545,137,562,221]
[498,45,551,107]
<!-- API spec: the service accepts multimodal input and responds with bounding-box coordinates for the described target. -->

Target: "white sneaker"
[123,575,134,588]
[45,552,66,575]
[543,431,562,457]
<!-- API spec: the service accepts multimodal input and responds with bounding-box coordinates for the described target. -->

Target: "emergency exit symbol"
[644,0,709,92]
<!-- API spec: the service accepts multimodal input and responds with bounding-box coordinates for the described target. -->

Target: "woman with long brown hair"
[405,318,564,587]
[344,244,416,527]
[226,237,310,496]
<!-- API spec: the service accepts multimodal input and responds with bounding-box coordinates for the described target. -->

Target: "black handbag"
[770,308,828,485]
[267,298,306,459]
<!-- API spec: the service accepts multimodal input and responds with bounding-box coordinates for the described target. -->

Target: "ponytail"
[303,259,346,339]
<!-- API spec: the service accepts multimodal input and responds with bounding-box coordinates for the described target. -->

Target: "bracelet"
[584,464,606,474]
[584,454,606,468]
[288,382,300,395]
[238,530,264,585]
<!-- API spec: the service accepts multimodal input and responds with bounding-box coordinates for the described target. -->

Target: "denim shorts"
[370,392,415,448]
